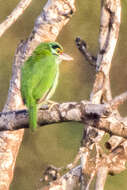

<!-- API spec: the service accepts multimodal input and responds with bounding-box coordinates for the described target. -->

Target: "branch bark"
[1,100,127,139]
[0,101,110,130]
[0,0,76,189]
[95,166,108,190]
[0,0,32,37]
[41,166,81,190]
[77,0,121,189]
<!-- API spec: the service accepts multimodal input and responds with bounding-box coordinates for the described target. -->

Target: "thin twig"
[110,91,127,109]
[75,37,97,66]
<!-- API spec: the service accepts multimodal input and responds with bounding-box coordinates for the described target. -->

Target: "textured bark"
[0,0,76,189]
[41,166,81,190]
[0,0,32,37]
[0,101,110,130]
[0,101,110,131]
[95,166,108,190]
[1,100,127,139]
[76,0,122,189]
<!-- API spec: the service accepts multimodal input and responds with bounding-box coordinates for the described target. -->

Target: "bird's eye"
[56,48,62,54]
[52,45,60,49]
[51,44,63,55]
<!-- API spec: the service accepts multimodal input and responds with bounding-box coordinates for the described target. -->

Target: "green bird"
[21,42,73,131]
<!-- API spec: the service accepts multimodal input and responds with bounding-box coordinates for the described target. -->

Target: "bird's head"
[49,42,73,62]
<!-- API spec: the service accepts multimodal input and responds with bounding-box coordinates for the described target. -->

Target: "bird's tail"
[29,103,37,131]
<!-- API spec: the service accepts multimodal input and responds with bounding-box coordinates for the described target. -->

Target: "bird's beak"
[59,53,73,61]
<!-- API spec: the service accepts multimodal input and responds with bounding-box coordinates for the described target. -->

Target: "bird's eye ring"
[56,48,62,54]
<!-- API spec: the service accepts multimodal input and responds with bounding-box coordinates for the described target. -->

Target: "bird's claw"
[47,100,58,111]
[38,100,58,111]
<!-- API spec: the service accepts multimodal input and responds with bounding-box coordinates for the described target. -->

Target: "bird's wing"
[21,55,37,104]
[32,57,58,102]
[21,53,58,106]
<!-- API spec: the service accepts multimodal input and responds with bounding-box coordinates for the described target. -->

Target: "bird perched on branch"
[21,42,73,131]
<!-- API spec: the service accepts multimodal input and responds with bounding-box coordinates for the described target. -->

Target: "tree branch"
[95,166,108,190]
[75,0,121,189]
[110,91,127,109]
[41,166,81,190]
[0,0,32,37]
[1,99,127,139]
[75,37,97,66]
[0,101,110,131]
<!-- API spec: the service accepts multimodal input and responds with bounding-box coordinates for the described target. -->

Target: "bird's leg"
[37,104,48,110]
[37,102,49,110]
[37,100,58,110]
[47,100,59,110]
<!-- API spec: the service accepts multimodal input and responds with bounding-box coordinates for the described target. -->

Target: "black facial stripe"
[52,45,61,49]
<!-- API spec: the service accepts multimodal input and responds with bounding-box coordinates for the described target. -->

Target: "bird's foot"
[38,100,58,111]
[47,100,58,111]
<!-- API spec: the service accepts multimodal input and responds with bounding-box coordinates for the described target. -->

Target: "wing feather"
[21,52,58,106]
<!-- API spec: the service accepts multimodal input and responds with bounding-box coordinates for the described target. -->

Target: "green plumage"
[21,42,72,131]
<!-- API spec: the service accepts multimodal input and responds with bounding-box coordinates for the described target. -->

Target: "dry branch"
[41,166,81,190]
[95,166,108,190]
[75,37,97,66]
[0,101,110,130]
[110,91,127,109]
[0,0,32,37]
[76,0,122,189]
[1,100,127,139]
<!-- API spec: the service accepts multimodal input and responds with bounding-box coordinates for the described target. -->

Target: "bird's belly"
[45,71,59,101]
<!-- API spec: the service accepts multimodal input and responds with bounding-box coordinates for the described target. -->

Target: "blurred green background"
[0,0,127,189]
